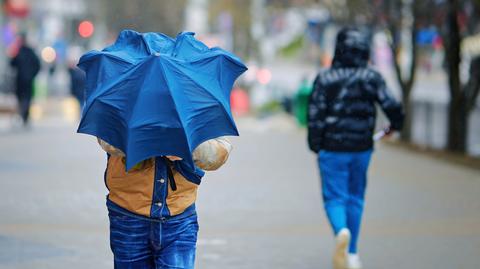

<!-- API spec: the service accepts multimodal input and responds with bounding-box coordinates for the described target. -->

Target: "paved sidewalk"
[0,114,479,269]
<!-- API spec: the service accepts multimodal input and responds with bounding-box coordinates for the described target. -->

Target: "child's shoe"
[333,228,350,269]
[347,253,362,269]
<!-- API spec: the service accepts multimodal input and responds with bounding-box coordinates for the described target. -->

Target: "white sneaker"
[333,228,350,269]
[347,253,363,269]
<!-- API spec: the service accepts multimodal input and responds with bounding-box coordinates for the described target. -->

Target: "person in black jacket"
[308,27,404,269]
[10,34,41,126]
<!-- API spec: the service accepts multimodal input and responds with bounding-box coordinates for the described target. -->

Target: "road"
[0,114,479,269]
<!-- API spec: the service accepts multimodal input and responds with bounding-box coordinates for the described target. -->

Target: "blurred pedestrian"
[68,62,86,110]
[307,27,404,269]
[10,33,40,126]
[293,76,313,126]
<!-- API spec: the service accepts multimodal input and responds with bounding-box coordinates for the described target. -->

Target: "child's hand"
[193,137,232,171]
[166,155,182,161]
[98,138,125,156]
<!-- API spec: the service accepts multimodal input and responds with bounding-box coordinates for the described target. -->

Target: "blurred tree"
[98,0,187,36]
[320,0,374,24]
[209,0,252,59]
[378,0,421,142]
[442,0,480,152]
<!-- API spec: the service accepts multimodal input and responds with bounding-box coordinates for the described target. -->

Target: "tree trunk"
[447,96,467,152]
[401,92,413,141]
[388,38,415,142]
[386,0,418,143]
[445,0,467,152]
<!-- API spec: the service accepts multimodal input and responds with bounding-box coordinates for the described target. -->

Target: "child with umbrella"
[78,30,247,269]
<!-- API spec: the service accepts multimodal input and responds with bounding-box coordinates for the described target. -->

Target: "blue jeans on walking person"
[318,150,373,254]
[109,209,199,269]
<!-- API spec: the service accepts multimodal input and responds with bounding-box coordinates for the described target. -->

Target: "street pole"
[185,0,209,36]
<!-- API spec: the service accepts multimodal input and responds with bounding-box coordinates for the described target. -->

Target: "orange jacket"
[100,138,231,219]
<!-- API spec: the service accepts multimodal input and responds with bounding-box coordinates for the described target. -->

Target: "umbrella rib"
[80,51,135,66]
[140,34,153,55]
[183,50,245,68]
[174,66,238,136]
[162,54,245,131]
[156,58,192,151]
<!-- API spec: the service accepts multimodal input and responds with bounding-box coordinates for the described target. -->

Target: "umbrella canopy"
[77,30,247,170]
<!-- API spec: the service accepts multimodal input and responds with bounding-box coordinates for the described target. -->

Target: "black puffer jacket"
[307,28,404,153]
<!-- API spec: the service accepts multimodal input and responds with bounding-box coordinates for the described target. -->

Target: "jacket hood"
[332,27,370,68]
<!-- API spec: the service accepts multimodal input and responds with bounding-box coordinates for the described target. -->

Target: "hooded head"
[332,27,370,68]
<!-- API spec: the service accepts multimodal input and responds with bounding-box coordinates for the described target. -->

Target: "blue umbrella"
[77,30,247,170]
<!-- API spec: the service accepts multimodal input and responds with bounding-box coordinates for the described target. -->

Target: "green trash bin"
[293,79,312,127]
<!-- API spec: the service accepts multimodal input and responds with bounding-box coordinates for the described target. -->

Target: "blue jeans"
[108,209,199,269]
[318,150,372,254]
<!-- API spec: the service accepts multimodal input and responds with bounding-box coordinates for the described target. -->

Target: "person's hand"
[98,138,125,157]
[373,126,393,141]
[166,155,182,161]
[383,126,393,137]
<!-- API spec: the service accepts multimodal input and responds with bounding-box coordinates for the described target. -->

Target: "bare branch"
[405,1,419,94]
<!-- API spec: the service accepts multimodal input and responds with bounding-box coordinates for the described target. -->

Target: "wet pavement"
[0,114,479,269]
